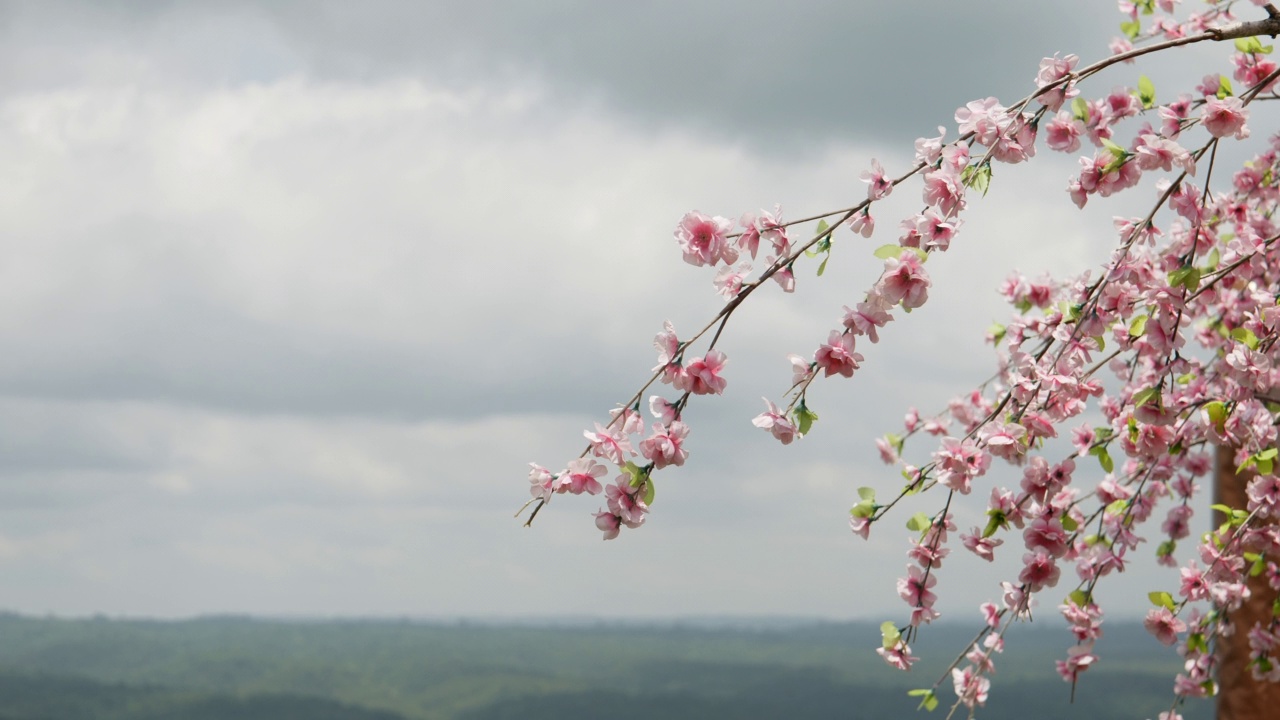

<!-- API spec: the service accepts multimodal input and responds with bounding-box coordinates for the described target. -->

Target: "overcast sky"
[0,0,1252,623]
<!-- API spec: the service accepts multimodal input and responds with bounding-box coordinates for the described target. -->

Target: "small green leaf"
[816,255,830,276]
[1232,327,1260,350]
[1156,539,1176,558]
[1205,401,1228,432]
[988,323,1006,345]
[643,479,656,505]
[1096,448,1114,473]
[1217,75,1234,99]
[1072,97,1090,123]
[881,621,901,648]
[850,501,875,518]
[906,511,932,533]
[623,461,648,488]
[1093,335,1105,352]
[1129,314,1149,338]
[1061,514,1078,532]
[1136,75,1156,108]
[962,163,992,196]
[858,486,876,502]
[1101,137,1127,158]
[1068,589,1091,607]
[1175,372,1195,385]
[1148,591,1176,611]
[1187,632,1208,654]
[793,400,818,436]
[873,244,903,260]
[1235,36,1271,55]
[817,219,831,236]
[908,689,938,712]
[1120,19,1141,40]
[1168,266,1201,292]
[1133,386,1162,408]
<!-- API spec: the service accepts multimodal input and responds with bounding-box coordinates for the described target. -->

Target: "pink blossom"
[862,158,894,200]
[914,209,960,252]
[877,251,931,310]
[849,209,875,238]
[922,167,966,217]
[897,564,937,608]
[767,256,795,292]
[605,477,648,527]
[914,127,946,165]
[529,463,555,500]
[962,529,1002,562]
[1023,517,1070,558]
[558,458,606,496]
[1135,134,1196,175]
[981,602,1000,628]
[933,437,991,495]
[584,422,634,465]
[1036,53,1079,111]
[956,97,1008,146]
[593,510,621,540]
[739,206,789,259]
[1143,607,1186,646]
[1246,474,1280,518]
[842,301,893,343]
[675,212,737,266]
[1201,97,1250,139]
[1019,550,1061,591]
[652,320,680,372]
[814,330,863,378]
[1044,112,1084,153]
[875,437,898,464]
[676,351,727,395]
[752,398,798,445]
[639,421,689,469]
[648,395,677,424]
[713,262,751,299]
[951,666,991,708]
[787,353,812,386]
[1055,644,1097,681]
[849,514,871,539]
[877,641,918,670]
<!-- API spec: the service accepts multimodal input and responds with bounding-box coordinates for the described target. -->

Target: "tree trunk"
[1215,444,1280,720]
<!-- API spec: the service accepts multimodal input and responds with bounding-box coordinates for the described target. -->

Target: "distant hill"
[0,614,1209,719]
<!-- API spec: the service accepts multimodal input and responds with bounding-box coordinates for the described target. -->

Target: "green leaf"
[858,486,876,502]
[1217,75,1234,99]
[1156,539,1176,558]
[1206,247,1221,270]
[962,163,992,196]
[1101,138,1127,158]
[1128,314,1149,338]
[622,461,648,488]
[1096,448,1114,474]
[906,511,932,533]
[643,479,655,505]
[988,323,1006,345]
[880,621,901,648]
[1232,326,1260,350]
[817,219,830,236]
[1068,589,1091,607]
[1168,266,1201,292]
[1061,514,1078,532]
[1148,591,1176,611]
[1235,36,1272,55]
[793,400,818,436]
[816,255,830,277]
[1137,75,1156,108]
[908,689,938,712]
[1072,97,1090,123]
[1136,0,1154,14]
[1133,386,1162,408]
[1205,401,1228,432]
[1093,335,1105,352]
[1120,19,1141,40]
[1187,632,1208,654]
[873,244,926,263]
[850,501,875,518]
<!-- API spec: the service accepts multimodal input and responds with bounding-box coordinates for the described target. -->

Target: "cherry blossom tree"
[521,2,1280,717]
